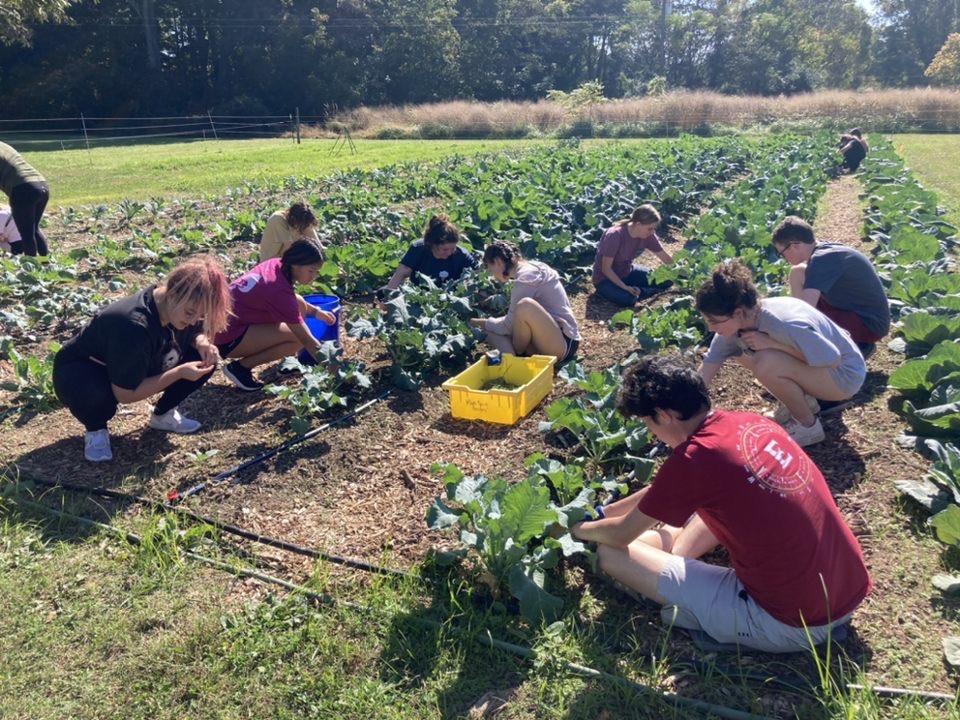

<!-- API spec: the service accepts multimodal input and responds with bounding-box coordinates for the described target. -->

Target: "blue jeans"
[595,268,670,307]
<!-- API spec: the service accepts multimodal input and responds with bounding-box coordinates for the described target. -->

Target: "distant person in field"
[0,206,22,253]
[382,215,477,294]
[0,141,49,256]
[470,240,580,363]
[259,200,321,261]
[838,128,868,173]
[53,256,232,463]
[696,260,865,447]
[216,238,335,391]
[592,203,673,307]
[573,354,872,654]
[772,216,889,360]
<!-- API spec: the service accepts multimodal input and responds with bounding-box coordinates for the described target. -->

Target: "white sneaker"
[149,407,201,434]
[783,417,826,447]
[84,429,113,462]
[765,395,821,426]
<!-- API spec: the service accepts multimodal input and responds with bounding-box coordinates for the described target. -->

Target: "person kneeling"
[573,354,871,653]
[53,256,232,462]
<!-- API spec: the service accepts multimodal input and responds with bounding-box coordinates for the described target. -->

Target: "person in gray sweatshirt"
[470,240,581,362]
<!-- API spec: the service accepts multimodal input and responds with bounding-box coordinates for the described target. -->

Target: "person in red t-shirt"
[573,354,871,653]
[215,239,335,391]
[591,203,673,307]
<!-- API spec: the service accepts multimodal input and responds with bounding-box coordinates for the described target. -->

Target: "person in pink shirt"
[591,204,673,306]
[215,239,335,391]
[573,354,871,653]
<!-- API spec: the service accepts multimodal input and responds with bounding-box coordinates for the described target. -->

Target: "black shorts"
[216,327,248,358]
[561,335,580,363]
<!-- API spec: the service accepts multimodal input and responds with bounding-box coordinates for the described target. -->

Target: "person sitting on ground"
[591,203,673,307]
[772,215,889,360]
[838,128,868,173]
[696,260,866,447]
[572,354,872,654]
[0,141,49,256]
[53,256,232,462]
[0,205,22,253]
[469,240,580,363]
[259,200,321,261]
[382,214,477,294]
[216,238,336,391]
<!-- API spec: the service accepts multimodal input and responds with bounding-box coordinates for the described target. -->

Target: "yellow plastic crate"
[442,353,556,425]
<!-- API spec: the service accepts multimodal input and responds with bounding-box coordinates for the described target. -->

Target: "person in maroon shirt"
[573,354,871,652]
[590,204,673,306]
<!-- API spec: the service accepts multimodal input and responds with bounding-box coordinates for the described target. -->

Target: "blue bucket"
[298,293,340,364]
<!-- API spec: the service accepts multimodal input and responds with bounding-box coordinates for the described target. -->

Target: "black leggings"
[53,346,212,431]
[9,181,49,256]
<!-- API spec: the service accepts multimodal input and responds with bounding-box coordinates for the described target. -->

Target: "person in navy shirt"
[383,215,477,291]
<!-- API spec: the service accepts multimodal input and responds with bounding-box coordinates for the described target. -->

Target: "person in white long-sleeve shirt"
[470,240,581,362]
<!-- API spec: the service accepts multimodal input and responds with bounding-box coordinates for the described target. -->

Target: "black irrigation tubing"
[169,389,391,504]
[16,498,772,720]
[19,473,415,582]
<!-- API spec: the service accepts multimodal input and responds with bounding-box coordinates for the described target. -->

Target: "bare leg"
[750,349,852,424]
[484,330,515,354]
[788,263,807,299]
[226,323,303,369]
[511,297,567,358]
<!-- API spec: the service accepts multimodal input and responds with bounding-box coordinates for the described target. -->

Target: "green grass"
[889,134,960,227]
[17,138,552,207]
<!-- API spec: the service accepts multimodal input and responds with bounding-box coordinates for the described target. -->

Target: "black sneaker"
[857,342,877,361]
[222,361,264,391]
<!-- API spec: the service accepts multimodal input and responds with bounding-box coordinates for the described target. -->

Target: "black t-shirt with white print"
[57,286,201,390]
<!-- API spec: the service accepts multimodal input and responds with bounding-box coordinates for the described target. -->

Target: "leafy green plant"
[266,343,371,435]
[610,295,704,351]
[426,463,590,624]
[539,361,655,479]
[1,342,61,413]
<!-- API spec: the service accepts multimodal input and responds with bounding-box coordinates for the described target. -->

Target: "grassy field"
[889,134,960,227]
[18,138,552,206]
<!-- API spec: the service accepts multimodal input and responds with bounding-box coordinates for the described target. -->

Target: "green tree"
[872,0,960,86]
[925,32,960,86]
[0,0,71,46]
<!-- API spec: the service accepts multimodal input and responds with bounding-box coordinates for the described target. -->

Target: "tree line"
[2,0,959,120]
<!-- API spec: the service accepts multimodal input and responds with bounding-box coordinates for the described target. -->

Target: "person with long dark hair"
[53,256,232,462]
[259,200,320,261]
[216,238,335,391]
[0,141,49,256]
[470,240,580,362]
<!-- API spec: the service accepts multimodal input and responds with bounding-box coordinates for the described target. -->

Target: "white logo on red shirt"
[234,273,262,293]
[738,420,811,494]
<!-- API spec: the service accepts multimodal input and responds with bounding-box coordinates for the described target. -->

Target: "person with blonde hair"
[53,256,232,462]
[591,204,673,306]
[259,200,320,261]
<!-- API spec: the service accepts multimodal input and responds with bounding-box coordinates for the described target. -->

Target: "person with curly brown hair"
[384,214,477,291]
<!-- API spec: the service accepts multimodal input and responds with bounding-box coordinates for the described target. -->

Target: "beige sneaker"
[783,417,826,447]
[764,395,821,426]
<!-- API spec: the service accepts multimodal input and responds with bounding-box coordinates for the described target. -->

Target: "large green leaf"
[889,341,960,393]
[507,563,563,624]
[426,498,461,530]
[930,504,960,546]
[500,481,559,544]
[944,637,960,668]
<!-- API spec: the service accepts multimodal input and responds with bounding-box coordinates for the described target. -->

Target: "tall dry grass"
[330,88,960,138]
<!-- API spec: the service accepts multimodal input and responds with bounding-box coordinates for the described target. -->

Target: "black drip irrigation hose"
[10,499,956,714]
[15,498,773,720]
[168,389,391,504]
[18,473,415,581]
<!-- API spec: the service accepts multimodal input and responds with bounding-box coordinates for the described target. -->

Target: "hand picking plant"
[426,462,591,624]
[266,343,371,435]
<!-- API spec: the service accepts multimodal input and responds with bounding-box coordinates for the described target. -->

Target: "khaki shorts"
[657,554,852,653]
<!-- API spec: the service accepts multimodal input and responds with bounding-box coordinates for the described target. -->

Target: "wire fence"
[0,112,326,149]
